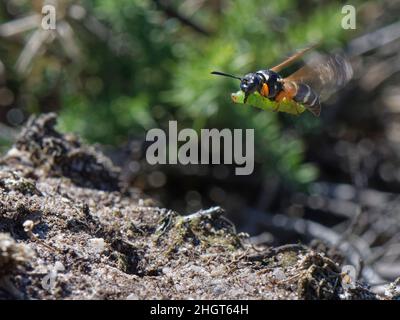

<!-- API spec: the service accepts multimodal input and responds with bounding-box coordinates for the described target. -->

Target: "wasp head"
[211,70,264,103]
[240,73,263,102]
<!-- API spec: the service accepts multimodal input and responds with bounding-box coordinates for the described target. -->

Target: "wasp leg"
[294,103,301,115]
[273,102,281,113]
[275,87,299,114]
[274,91,290,113]
[244,92,250,104]
[275,91,289,102]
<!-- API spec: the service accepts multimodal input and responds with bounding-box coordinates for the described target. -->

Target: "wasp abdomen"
[293,83,321,116]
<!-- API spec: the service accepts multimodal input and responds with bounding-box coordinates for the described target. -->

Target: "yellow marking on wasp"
[260,83,269,97]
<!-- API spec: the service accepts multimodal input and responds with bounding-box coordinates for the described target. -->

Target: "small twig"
[156,210,175,235]
[23,220,60,253]
[153,0,211,36]
[16,29,53,75]
[244,207,384,285]
[182,206,224,223]
[347,20,400,57]
[246,244,307,262]
[0,14,40,37]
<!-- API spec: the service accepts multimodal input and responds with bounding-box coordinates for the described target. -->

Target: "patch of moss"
[155,209,243,258]
[279,251,299,268]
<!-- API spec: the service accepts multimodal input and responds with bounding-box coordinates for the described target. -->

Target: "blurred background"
[1,0,400,288]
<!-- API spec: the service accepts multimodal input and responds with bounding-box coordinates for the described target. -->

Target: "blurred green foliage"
[0,0,359,187]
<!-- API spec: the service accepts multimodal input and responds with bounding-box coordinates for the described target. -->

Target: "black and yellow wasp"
[212,46,353,116]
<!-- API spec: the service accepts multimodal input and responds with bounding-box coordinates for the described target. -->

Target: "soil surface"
[0,113,390,299]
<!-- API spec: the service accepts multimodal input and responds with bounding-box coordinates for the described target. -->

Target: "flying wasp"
[211,46,353,116]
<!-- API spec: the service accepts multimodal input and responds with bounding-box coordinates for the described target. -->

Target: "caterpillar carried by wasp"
[212,46,353,116]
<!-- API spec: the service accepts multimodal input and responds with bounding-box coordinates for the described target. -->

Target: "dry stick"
[16,29,53,75]
[347,20,400,57]
[246,244,307,262]
[153,0,211,36]
[245,207,384,285]
[368,237,400,266]
[182,206,225,223]
[0,14,40,37]
[330,143,366,279]
[23,220,60,254]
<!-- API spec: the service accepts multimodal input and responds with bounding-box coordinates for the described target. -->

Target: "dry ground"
[0,113,392,299]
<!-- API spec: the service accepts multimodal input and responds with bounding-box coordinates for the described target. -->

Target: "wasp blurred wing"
[284,53,353,101]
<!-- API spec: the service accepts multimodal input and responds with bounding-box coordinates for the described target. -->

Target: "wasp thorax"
[240,73,263,94]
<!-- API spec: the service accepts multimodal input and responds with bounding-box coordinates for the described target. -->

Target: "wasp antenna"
[211,71,242,81]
